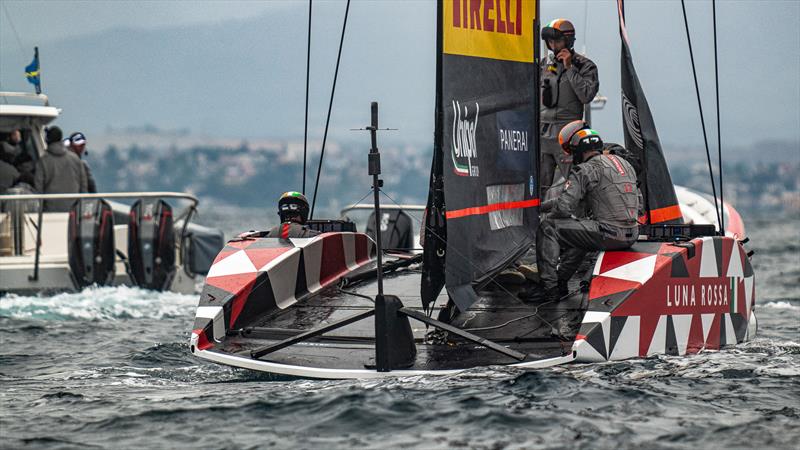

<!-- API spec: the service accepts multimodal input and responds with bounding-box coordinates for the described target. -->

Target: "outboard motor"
[68,199,116,288]
[366,209,414,251]
[128,199,176,291]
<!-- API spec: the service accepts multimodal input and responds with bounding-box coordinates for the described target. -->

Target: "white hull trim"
[193,348,576,380]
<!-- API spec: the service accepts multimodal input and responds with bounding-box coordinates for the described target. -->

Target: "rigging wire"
[302,0,313,194]
[712,0,725,234]
[680,0,723,234]
[1,2,26,54]
[310,0,351,219]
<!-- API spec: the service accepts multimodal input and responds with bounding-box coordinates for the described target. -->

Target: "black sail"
[617,0,683,224]
[422,0,541,312]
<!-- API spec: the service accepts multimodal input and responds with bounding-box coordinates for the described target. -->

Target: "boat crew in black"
[540,19,599,195]
[537,122,642,302]
[266,191,320,239]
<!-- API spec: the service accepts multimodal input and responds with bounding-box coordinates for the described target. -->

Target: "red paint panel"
[589,276,641,300]
[245,247,292,271]
[638,314,662,357]
[599,251,655,274]
[228,277,257,327]
[686,314,705,354]
[318,234,347,287]
[206,272,258,295]
[354,234,369,264]
[705,313,721,350]
[193,329,213,351]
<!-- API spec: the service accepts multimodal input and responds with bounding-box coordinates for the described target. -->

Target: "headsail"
[617,0,683,224]
[422,0,540,312]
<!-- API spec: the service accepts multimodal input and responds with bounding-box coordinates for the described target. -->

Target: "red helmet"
[542,19,576,50]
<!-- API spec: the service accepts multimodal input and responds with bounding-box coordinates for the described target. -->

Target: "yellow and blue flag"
[25,48,41,94]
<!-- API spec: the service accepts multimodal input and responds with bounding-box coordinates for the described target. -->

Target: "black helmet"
[277,191,310,223]
[541,18,576,50]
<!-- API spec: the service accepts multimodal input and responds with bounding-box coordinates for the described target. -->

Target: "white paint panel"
[302,238,323,293]
[744,275,754,318]
[600,255,657,285]
[264,249,302,309]
[646,315,667,356]
[341,233,358,271]
[593,252,605,276]
[699,237,719,278]
[206,250,257,278]
[583,311,610,323]
[724,313,737,345]
[609,316,640,360]
[726,244,744,278]
[573,339,607,363]
[289,237,318,248]
[195,306,225,341]
[672,314,693,355]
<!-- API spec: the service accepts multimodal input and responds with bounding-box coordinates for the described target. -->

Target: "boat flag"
[617,0,682,224]
[25,47,41,94]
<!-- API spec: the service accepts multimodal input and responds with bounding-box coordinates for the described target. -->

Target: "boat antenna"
[680,0,723,234]
[302,0,313,194]
[310,0,351,219]
[712,0,725,234]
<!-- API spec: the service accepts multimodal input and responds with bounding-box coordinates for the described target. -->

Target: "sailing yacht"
[189,0,755,378]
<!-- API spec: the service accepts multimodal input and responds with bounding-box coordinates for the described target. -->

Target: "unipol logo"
[452,100,480,177]
[621,92,644,150]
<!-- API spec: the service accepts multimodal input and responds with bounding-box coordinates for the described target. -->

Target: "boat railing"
[0,192,199,281]
[0,91,51,106]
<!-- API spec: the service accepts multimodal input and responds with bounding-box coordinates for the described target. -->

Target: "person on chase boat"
[536,121,642,303]
[266,191,320,239]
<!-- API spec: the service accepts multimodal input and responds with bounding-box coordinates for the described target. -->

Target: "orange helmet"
[558,120,589,153]
[542,19,576,49]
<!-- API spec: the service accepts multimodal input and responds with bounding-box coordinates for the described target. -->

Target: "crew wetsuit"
[540,52,599,193]
[537,152,642,292]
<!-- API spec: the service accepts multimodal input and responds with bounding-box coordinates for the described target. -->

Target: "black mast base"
[371,294,417,371]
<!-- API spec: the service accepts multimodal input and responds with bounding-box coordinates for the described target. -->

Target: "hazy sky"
[1,0,798,153]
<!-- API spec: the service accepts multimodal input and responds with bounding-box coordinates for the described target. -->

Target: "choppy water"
[1,218,798,449]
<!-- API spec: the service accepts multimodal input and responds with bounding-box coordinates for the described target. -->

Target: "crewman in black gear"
[537,121,642,302]
[266,191,320,239]
[540,19,599,195]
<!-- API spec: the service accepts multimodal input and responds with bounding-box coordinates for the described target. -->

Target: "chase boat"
[189,0,756,379]
[0,91,224,294]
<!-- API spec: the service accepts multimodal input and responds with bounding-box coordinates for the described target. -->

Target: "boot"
[518,264,540,283]
[543,286,560,303]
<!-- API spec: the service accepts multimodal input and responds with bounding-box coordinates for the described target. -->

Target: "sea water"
[1,218,798,449]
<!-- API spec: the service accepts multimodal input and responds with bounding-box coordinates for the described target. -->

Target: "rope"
[310,0,351,219]
[680,0,723,234]
[712,0,725,234]
[302,0,312,194]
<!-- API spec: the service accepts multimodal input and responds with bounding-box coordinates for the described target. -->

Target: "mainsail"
[617,0,683,224]
[422,0,540,312]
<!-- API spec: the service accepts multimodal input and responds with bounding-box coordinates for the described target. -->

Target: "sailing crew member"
[34,126,88,211]
[67,132,98,193]
[536,121,642,302]
[540,19,599,195]
[266,191,320,239]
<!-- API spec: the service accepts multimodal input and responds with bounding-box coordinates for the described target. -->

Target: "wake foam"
[0,286,197,321]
